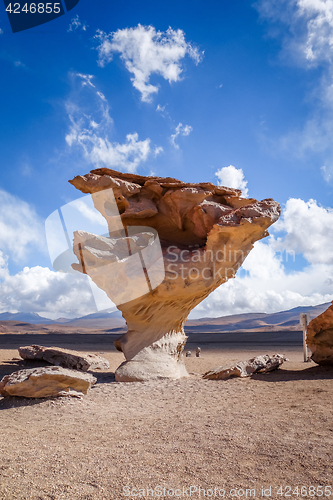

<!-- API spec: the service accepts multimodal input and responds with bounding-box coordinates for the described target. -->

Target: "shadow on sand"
[252,364,333,382]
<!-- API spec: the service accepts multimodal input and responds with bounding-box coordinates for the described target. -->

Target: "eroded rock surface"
[307,302,333,365]
[19,345,109,371]
[69,169,280,381]
[203,354,288,380]
[0,367,96,398]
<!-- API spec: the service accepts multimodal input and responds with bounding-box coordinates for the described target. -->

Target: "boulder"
[0,366,96,398]
[69,169,280,381]
[203,354,288,380]
[307,302,333,365]
[18,345,109,371]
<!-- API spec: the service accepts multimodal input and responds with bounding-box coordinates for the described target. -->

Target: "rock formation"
[0,367,96,398]
[203,354,288,380]
[307,302,333,365]
[69,168,280,381]
[19,345,109,371]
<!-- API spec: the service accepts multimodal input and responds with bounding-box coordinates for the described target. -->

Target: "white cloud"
[215,165,249,197]
[295,0,333,65]
[197,158,333,317]
[191,263,332,318]
[1,185,331,319]
[0,189,45,263]
[156,104,170,119]
[0,29,3,35]
[191,195,333,318]
[97,91,107,101]
[255,0,333,66]
[255,0,333,170]
[66,74,161,173]
[0,252,8,281]
[0,190,101,318]
[277,114,333,156]
[170,122,193,149]
[256,0,333,104]
[255,0,333,88]
[76,73,95,88]
[95,24,204,102]
[70,131,152,173]
[237,240,332,309]
[68,14,88,33]
[66,112,153,173]
[321,164,333,183]
[21,163,33,177]
[271,198,333,264]
[0,186,114,318]
[0,255,99,318]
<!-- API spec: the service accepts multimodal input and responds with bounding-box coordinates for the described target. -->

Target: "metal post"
[300,313,310,362]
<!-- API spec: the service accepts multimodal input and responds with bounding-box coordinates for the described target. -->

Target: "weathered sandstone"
[69,169,280,381]
[19,345,109,371]
[203,354,288,380]
[0,367,96,398]
[307,302,333,365]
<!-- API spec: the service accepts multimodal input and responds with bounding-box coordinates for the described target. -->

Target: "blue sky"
[0,0,332,318]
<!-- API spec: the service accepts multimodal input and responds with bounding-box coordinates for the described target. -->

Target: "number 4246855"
[6,3,61,14]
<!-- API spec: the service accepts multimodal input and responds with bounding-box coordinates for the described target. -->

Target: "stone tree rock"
[69,169,280,381]
[307,302,333,365]
[0,367,96,398]
[19,345,110,371]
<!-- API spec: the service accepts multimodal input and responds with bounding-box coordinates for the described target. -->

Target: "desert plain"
[0,329,332,500]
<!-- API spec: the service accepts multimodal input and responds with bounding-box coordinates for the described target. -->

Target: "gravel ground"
[0,347,332,500]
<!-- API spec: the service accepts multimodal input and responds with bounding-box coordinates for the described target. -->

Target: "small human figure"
[196,347,201,358]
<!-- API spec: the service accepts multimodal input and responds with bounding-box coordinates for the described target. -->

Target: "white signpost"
[300,313,311,362]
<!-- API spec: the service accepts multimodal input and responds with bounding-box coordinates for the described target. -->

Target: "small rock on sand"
[18,345,109,371]
[203,354,288,380]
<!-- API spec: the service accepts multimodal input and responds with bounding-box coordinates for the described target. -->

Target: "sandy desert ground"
[0,336,332,500]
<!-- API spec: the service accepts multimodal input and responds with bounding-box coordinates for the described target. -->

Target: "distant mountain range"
[184,302,331,332]
[0,312,55,324]
[0,302,330,333]
[63,309,124,329]
[0,309,122,325]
